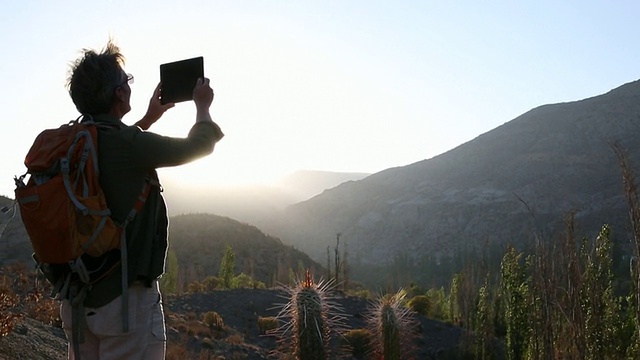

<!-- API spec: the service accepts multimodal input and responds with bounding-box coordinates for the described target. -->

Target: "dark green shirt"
[84,114,223,307]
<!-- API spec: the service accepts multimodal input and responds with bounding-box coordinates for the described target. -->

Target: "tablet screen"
[160,56,204,104]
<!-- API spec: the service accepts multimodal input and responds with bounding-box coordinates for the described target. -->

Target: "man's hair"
[67,40,126,115]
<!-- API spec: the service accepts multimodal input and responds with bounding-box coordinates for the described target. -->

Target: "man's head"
[67,40,132,117]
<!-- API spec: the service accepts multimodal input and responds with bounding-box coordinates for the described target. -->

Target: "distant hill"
[161,170,370,231]
[161,213,323,287]
[0,195,29,266]
[273,79,640,284]
[0,210,324,287]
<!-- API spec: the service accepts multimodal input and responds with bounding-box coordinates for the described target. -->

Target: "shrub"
[0,291,22,337]
[230,273,254,289]
[230,273,266,289]
[407,295,430,316]
[257,316,279,335]
[202,311,224,330]
[186,322,211,337]
[24,290,60,326]
[201,337,215,349]
[225,333,245,345]
[342,328,372,358]
[202,276,221,291]
[187,281,206,294]
[166,343,192,359]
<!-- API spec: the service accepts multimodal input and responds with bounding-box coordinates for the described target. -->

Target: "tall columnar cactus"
[295,283,326,359]
[276,270,345,360]
[366,289,417,359]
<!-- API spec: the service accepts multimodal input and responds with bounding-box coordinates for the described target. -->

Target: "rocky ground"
[0,318,67,360]
[0,288,471,359]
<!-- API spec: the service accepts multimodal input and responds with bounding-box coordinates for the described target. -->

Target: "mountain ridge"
[276,79,640,274]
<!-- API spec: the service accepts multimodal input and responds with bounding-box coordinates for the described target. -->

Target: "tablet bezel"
[160,56,204,105]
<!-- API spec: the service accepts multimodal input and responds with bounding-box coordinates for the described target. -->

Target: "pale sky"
[1,1,639,197]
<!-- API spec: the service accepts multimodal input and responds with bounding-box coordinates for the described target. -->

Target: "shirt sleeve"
[130,121,224,169]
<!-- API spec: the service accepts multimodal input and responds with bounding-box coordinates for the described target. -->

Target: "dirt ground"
[0,288,470,359]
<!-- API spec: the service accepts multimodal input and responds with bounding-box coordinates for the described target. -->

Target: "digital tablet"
[160,56,204,104]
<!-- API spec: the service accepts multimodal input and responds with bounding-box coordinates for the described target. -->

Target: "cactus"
[275,269,345,359]
[365,289,417,359]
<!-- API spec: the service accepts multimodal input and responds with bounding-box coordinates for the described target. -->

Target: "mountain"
[0,195,29,266]
[274,170,370,201]
[276,80,640,280]
[167,213,323,287]
[160,170,370,232]
[0,209,324,286]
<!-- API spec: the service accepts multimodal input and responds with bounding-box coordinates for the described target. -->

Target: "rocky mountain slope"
[278,80,640,270]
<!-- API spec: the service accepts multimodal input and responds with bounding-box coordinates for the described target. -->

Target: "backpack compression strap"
[119,172,159,332]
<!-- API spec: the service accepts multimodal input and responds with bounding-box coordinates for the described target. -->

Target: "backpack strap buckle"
[68,258,91,284]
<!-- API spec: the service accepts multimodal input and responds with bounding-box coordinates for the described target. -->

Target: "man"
[60,40,223,359]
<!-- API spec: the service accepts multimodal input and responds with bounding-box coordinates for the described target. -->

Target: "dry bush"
[1,263,61,336]
[407,295,430,316]
[229,351,248,360]
[185,311,198,320]
[257,316,279,335]
[225,333,245,345]
[24,290,60,326]
[0,289,22,337]
[341,328,372,358]
[201,337,215,348]
[166,343,192,359]
[188,281,206,294]
[187,322,212,337]
[202,311,224,330]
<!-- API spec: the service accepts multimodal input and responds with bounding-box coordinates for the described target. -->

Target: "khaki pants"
[61,281,166,360]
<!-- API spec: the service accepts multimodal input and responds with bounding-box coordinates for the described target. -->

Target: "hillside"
[275,79,640,284]
[167,213,323,288]
[0,195,28,266]
[0,288,469,359]
[0,209,324,288]
[161,170,370,229]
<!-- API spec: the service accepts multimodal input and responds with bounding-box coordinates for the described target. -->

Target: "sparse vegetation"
[8,142,640,359]
[341,328,372,358]
[0,263,58,338]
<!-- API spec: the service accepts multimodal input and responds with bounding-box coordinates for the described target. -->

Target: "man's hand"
[136,82,175,130]
[193,78,214,113]
[192,77,222,138]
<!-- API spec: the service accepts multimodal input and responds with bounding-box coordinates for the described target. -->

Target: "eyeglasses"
[116,73,134,88]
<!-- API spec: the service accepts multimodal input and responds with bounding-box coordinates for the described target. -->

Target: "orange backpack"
[15,116,155,357]
[14,116,152,287]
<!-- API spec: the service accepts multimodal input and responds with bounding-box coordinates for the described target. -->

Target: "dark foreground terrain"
[0,289,476,359]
